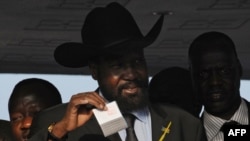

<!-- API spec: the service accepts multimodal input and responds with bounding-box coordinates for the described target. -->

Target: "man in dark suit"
[29,2,206,141]
[188,31,250,141]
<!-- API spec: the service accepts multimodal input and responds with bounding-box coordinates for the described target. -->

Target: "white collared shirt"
[203,99,249,141]
[118,107,152,141]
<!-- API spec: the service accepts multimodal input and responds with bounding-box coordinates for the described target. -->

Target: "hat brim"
[54,38,153,68]
[54,15,164,68]
[54,42,91,68]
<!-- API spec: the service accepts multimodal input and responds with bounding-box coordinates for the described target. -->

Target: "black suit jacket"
[29,103,207,141]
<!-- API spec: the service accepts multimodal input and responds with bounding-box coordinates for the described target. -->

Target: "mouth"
[123,87,139,95]
[21,134,29,141]
[22,137,28,141]
[210,93,222,100]
[207,90,224,102]
[121,83,140,95]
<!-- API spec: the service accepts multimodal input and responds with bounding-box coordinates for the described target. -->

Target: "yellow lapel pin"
[158,121,172,141]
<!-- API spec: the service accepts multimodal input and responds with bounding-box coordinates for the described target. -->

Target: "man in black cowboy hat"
[29,2,206,141]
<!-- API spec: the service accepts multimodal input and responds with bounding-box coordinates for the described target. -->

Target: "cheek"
[196,80,206,90]
[11,123,21,136]
[110,75,119,82]
[197,82,209,98]
[99,73,119,85]
[98,73,116,86]
[138,69,148,77]
[104,76,119,89]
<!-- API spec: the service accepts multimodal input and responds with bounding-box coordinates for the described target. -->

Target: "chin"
[206,102,226,113]
[116,94,148,113]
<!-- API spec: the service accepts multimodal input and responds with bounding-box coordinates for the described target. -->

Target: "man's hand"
[50,92,107,138]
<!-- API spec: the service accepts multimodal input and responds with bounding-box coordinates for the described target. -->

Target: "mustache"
[119,80,147,89]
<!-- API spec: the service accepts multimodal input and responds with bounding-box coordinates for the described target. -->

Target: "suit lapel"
[106,133,121,141]
[150,104,171,141]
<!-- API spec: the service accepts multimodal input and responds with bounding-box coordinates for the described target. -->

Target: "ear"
[89,63,98,80]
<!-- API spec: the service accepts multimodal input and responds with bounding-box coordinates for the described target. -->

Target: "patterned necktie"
[124,114,138,141]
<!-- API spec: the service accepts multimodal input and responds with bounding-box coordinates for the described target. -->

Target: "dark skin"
[8,78,62,141]
[9,95,46,141]
[93,50,149,112]
[51,49,149,138]
[190,47,242,120]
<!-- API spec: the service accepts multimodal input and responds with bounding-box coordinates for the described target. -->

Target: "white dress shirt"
[118,107,152,141]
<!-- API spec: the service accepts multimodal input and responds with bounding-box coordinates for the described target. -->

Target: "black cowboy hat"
[54,2,164,68]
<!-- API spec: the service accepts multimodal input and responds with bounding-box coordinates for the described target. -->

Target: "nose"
[20,116,33,130]
[209,70,222,86]
[123,65,138,80]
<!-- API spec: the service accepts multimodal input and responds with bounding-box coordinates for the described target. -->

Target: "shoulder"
[41,103,68,115]
[35,103,68,121]
[149,103,207,140]
[150,103,201,122]
[243,98,250,106]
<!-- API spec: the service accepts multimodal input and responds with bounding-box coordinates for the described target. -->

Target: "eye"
[10,115,23,123]
[32,111,39,117]
[199,70,209,79]
[29,108,41,117]
[219,67,233,76]
[134,58,146,65]
[110,62,123,69]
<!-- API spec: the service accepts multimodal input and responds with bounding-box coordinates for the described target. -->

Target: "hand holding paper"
[93,101,128,137]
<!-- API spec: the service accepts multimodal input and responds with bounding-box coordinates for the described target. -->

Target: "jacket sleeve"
[28,103,68,140]
[28,128,49,141]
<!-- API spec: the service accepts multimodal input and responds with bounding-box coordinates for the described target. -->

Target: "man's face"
[92,49,149,113]
[9,95,44,141]
[190,49,241,117]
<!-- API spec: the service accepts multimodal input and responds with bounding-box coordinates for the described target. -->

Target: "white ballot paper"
[93,101,128,137]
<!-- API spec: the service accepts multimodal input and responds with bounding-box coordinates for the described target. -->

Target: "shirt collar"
[131,106,150,123]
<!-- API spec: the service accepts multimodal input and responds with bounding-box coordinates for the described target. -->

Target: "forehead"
[193,49,237,68]
[193,44,236,59]
[9,95,41,112]
[12,94,39,104]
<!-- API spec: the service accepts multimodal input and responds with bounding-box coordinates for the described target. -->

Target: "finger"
[91,92,106,104]
[80,93,107,110]
[71,92,107,110]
